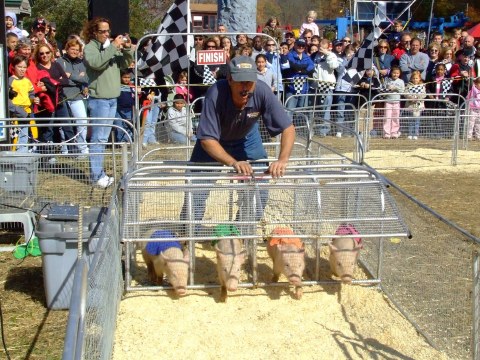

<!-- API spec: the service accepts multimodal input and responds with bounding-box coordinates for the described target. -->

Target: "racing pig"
[142,230,190,296]
[267,227,305,299]
[329,224,362,283]
[215,238,246,302]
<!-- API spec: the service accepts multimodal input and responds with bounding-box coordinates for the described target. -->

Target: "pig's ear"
[328,242,337,252]
[353,243,362,251]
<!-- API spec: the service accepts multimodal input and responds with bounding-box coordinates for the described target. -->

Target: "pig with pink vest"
[329,224,363,283]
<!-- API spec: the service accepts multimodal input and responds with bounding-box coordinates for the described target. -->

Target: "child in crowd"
[6,33,19,53]
[426,62,451,136]
[255,54,276,92]
[404,70,426,140]
[175,71,194,103]
[8,55,38,152]
[382,66,405,138]
[300,10,320,37]
[5,11,24,40]
[166,94,196,145]
[356,67,381,136]
[466,77,480,140]
[115,69,136,142]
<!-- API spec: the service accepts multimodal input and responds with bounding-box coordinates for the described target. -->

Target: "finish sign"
[196,50,226,65]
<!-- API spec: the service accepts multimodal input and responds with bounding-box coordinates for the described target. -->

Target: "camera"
[122,37,128,43]
[8,87,18,100]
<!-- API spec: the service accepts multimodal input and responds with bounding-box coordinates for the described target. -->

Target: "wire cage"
[122,161,409,293]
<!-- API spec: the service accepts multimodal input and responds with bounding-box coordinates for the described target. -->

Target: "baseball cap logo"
[237,63,253,69]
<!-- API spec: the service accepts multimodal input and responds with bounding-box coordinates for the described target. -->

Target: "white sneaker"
[413,136,418,140]
[336,132,342,138]
[407,136,413,140]
[96,175,114,188]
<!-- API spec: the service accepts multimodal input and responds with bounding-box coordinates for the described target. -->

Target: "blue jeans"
[316,92,333,135]
[334,92,354,132]
[143,103,160,144]
[285,92,306,110]
[168,131,197,145]
[181,123,269,233]
[115,108,133,143]
[67,99,88,152]
[15,125,29,153]
[88,97,117,182]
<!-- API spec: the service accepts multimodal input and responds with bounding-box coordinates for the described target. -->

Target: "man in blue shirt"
[183,56,295,232]
[192,55,295,177]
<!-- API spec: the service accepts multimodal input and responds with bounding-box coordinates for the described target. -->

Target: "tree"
[28,0,166,44]
[28,0,87,43]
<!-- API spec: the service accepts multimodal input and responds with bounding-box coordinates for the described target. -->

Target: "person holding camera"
[82,17,134,188]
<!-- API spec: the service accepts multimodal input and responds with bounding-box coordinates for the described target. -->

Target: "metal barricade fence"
[287,106,364,164]
[121,161,409,293]
[136,100,337,164]
[380,178,480,360]
[62,187,122,360]
[360,94,475,169]
[0,121,132,241]
[459,98,480,166]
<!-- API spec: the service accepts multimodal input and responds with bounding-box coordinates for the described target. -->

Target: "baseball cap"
[285,31,294,38]
[333,39,343,46]
[295,38,307,46]
[32,18,47,31]
[228,56,257,82]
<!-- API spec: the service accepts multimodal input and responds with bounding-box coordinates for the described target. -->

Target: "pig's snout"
[340,274,353,283]
[227,277,239,292]
[174,286,187,296]
[288,274,302,286]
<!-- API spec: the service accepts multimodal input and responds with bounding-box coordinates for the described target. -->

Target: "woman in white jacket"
[310,39,340,136]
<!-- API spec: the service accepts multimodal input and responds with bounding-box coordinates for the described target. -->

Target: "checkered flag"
[203,66,217,85]
[441,79,453,96]
[313,80,335,104]
[137,0,191,81]
[342,32,376,86]
[138,78,157,87]
[9,123,20,140]
[406,84,425,94]
[316,80,335,93]
[293,76,307,94]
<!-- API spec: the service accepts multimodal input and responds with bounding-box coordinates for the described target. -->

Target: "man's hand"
[232,160,253,176]
[266,159,287,179]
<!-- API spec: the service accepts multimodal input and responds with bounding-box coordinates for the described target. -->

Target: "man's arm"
[267,124,295,178]
[200,139,253,175]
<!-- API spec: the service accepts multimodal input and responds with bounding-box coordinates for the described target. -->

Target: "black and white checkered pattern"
[312,80,335,104]
[441,78,453,96]
[202,66,217,85]
[342,32,376,85]
[293,76,307,94]
[316,80,335,93]
[137,0,190,81]
[406,84,426,94]
[9,124,20,140]
[138,78,157,87]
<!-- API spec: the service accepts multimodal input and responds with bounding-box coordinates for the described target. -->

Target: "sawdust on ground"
[113,147,479,359]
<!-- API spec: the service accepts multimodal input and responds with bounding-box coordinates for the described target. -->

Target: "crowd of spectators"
[4,11,480,186]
